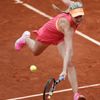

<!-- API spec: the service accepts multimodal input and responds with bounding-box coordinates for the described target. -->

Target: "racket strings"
[43,76,64,100]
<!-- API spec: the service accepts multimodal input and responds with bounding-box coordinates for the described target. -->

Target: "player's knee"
[32,50,41,56]
[68,62,74,67]
[33,52,40,56]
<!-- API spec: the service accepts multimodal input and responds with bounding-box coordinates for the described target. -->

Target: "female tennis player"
[15,0,85,100]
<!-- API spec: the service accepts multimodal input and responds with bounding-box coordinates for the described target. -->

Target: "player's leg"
[57,41,78,93]
[15,31,49,56]
[25,38,49,56]
[57,41,86,100]
[57,42,78,93]
[67,63,78,94]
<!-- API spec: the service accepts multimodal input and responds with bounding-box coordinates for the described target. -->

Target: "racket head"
[43,78,55,100]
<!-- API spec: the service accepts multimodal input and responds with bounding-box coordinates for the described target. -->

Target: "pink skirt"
[33,30,64,45]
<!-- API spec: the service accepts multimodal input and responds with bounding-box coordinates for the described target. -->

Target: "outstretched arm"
[58,18,74,78]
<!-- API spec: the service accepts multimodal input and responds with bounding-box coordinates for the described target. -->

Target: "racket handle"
[56,76,64,84]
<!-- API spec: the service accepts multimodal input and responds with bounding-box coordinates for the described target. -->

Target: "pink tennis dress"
[34,13,78,45]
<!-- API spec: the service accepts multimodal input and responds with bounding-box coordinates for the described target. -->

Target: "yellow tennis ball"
[30,65,37,72]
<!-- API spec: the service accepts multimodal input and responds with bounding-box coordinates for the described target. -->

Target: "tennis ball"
[30,65,37,72]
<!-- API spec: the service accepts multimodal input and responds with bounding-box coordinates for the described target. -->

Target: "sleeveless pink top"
[35,13,78,45]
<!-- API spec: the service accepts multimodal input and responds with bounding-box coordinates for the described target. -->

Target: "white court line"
[14,0,100,46]
[75,30,100,46]
[7,83,100,100]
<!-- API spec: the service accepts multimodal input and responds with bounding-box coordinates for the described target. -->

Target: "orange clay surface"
[0,0,100,100]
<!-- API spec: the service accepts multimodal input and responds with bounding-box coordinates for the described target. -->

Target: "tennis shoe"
[15,31,30,50]
[74,93,86,100]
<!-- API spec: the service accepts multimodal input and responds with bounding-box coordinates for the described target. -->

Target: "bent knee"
[32,50,42,56]
[32,52,40,56]
[68,62,74,67]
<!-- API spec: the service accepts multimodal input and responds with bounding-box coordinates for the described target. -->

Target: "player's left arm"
[63,26,73,71]
[57,17,74,77]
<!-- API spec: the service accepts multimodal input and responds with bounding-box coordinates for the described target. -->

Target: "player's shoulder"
[58,16,70,28]
[59,17,68,23]
[57,13,69,24]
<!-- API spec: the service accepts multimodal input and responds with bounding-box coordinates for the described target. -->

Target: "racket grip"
[56,76,64,84]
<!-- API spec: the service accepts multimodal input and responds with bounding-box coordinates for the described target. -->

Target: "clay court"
[0,0,100,100]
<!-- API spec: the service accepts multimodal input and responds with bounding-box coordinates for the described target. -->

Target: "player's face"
[74,15,83,24]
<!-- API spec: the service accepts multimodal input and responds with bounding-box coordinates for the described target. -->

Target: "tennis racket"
[43,76,64,100]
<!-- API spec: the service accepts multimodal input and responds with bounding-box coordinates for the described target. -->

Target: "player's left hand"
[59,71,67,80]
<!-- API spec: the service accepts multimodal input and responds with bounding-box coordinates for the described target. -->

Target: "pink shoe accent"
[74,93,86,100]
[74,93,80,100]
[15,31,30,50]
